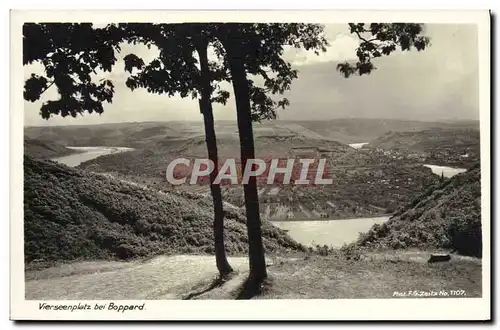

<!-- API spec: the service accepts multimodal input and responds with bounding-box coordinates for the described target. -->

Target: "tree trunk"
[197,42,233,277]
[226,44,267,284]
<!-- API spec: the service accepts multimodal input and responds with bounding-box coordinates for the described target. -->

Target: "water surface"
[423,164,467,178]
[272,216,390,248]
[51,146,134,167]
[349,142,369,149]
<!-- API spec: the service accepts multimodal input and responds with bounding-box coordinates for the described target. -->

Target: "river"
[349,142,369,149]
[271,163,467,247]
[271,216,390,248]
[51,146,134,167]
[423,164,467,178]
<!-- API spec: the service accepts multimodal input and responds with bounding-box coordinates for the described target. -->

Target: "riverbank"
[24,138,88,159]
[270,214,391,222]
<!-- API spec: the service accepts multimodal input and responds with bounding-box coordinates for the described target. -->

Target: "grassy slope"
[256,253,482,299]
[24,155,304,267]
[352,163,482,257]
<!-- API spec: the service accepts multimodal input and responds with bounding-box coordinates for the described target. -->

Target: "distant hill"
[76,134,352,178]
[23,121,321,148]
[290,118,479,145]
[24,118,480,147]
[24,156,303,267]
[24,122,187,148]
[24,137,80,159]
[367,128,480,167]
[354,163,482,257]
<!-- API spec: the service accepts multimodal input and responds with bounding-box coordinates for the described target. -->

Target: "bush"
[24,156,303,266]
[353,165,481,257]
[447,215,482,257]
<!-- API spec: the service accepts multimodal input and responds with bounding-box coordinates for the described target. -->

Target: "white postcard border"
[10,9,491,321]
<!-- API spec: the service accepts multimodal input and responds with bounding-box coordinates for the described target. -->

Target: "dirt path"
[25,251,482,300]
[25,255,249,300]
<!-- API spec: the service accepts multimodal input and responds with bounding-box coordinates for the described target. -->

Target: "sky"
[23,23,479,126]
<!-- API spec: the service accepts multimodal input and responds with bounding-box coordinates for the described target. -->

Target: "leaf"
[123,53,145,73]
[24,23,123,117]
[339,23,430,79]
[24,74,49,102]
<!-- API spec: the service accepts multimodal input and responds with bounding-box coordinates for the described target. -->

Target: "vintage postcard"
[10,9,491,321]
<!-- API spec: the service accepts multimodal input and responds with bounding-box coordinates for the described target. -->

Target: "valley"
[22,118,483,300]
[25,118,478,225]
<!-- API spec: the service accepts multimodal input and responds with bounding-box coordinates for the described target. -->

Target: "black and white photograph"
[9,9,491,321]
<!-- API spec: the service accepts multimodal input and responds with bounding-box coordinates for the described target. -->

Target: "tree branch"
[354,31,378,44]
[39,80,55,96]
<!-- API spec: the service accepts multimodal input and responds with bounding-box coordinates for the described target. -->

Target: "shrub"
[447,215,482,257]
[352,165,481,258]
[24,156,303,266]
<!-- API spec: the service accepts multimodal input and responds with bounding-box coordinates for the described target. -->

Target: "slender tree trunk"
[197,42,233,277]
[226,43,267,284]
